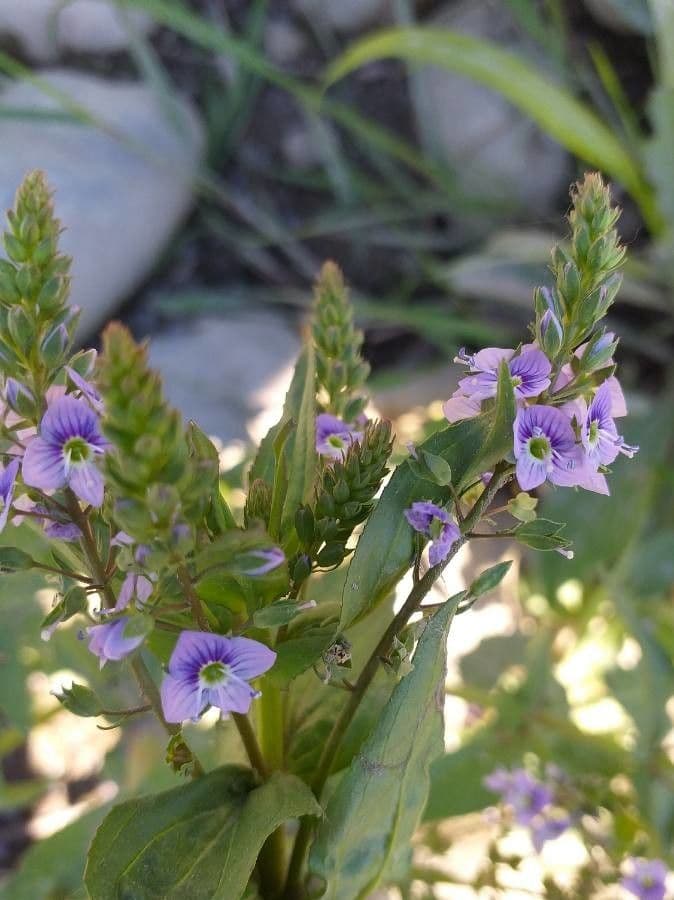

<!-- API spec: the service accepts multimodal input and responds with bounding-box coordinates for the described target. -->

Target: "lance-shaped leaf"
[248,346,317,547]
[340,362,515,628]
[325,27,659,231]
[85,767,321,900]
[309,598,456,898]
[249,348,313,489]
[280,343,316,542]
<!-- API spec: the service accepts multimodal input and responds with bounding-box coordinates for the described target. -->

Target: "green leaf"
[280,344,316,542]
[249,349,311,488]
[407,448,453,486]
[268,623,336,686]
[53,681,103,718]
[84,767,321,900]
[325,27,660,232]
[515,518,571,551]
[309,598,457,897]
[469,560,513,598]
[644,87,674,231]
[0,545,36,572]
[253,599,304,628]
[340,364,514,629]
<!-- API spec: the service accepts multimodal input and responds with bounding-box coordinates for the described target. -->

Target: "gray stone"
[291,0,391,34]
[147,313,301,444]
[0,70,203,338]
[0,0,154,62]
[583,0,652,34]
[413,0,571,213]
[264,18,307,65]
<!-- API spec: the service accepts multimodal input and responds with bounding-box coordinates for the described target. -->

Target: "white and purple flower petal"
[161,631,276,724]
[86,618,144,668]
[22,395,108,507]
[457,346,551,402]
[65,367,104,413]
[112,573,154,613]
[404,500,450,533]
[240,547,285,576]
[0,458,20,532]
[316,413,363,458]
[513,405,580,491]
[428,521,461,566]
[530,810,571,853]
[442,391,482,424]
[621,858,669,900]
[404,501,459,566]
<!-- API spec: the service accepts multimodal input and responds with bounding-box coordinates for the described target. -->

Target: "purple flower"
[110,530,134,548]
[160,631,276,723]
[0,458,19,532]
[86,618,144,668]
[443,391,483,424]
[22,395,108,507]
[44,520,82,542]
[457,346,551,402]
[582,382,638,467]
[241,547,285,576]
[513,405,582,491]
[444,346,551,424]
[621,858,669,900]
[484,767,553,826]
[530,809,571,852]
[404,500,460,566]
[66,367,104,414]
[316,413,363,458]
[112,572,154,613]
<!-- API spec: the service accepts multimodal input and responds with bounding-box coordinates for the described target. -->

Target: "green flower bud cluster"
[312,261,369,420]
[0,171,76,423]
[97,324,215,546]
[291,420,392,581]
[536,172,625,361]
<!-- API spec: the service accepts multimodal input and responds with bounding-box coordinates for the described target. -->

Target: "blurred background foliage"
[0,0,673,897]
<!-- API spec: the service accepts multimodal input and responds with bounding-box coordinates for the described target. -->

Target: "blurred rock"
[281,124,323,170]
[0,70,203,338]
[148,312,300,443]
[413,0,571,213]
[583,0,652,34]
[59,1,154,55]
[291,0,391,34]
[264,18,307,65]
[0,0,154,62]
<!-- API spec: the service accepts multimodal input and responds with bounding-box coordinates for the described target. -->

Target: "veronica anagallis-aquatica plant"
[0,171,636,899]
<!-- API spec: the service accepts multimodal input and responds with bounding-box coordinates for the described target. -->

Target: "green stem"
[232,711,286,897]
[232,712,269,779]
[63,489,204,776]
[176,563,211,631]
[283,464,513,897]
[258,684,285,771]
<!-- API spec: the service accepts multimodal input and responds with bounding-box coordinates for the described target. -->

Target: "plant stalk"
[64,489,204,776]
[282,464,512,897]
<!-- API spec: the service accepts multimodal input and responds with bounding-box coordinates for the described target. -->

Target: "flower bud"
[40,323,69,367]
[291,553,312,585]
[294,505,315,546]
[578,330,617,373]
[7,305,34,354]
[4,377,36,418]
